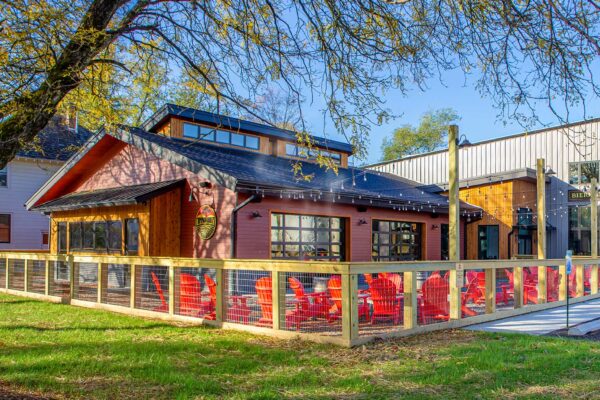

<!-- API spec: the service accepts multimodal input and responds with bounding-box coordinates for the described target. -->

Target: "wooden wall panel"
[148,188,182,257]
[50,204,150,256]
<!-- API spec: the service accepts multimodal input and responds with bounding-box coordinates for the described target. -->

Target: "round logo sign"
[195,205,217,240]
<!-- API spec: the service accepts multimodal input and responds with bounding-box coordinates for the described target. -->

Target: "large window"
[569,206,600,255]
[57,222,67,253]
[125,218,139,255]
[569,161,600,185]
[478,225,499,260]
[0,166,7,187]
[271,213,345,261]
[0,214,10,243]
[285,143,342,165]
[517,208,533,255]
[372,220,423,261]
[69,221,123,253]
[182,122,260,150]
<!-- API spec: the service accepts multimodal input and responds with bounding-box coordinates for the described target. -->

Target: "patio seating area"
[1,252,600,346]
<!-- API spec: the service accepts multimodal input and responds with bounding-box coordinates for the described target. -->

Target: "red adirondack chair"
[500,269,515,304]
[327,276,370,322]
[418,272,477,324]
[520,268,560,304]
[179,273,209,317]
[150,271,169,312]
[364,273,374,286]
[465,271,485,304]
[370,278,402,325]
[380,272,403,293]
[255,276,299,328]
[202,274,218,320]
[201,274,251,323]
[287,277,329,329]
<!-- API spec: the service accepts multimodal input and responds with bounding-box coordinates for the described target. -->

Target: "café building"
[27,104,479,262]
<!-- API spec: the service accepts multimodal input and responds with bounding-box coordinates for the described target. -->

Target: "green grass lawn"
[1,293,600,399]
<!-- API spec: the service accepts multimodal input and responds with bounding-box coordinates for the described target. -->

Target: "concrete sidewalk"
[466,298,600,335]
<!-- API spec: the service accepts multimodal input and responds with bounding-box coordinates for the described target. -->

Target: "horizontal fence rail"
[1,252,599,347]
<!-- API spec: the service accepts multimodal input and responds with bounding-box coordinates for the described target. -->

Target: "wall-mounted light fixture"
[457,134,472,148]
[358,218,368,225]
[251,211,263,218]
[188,182,214,202]
[431,224,440,230]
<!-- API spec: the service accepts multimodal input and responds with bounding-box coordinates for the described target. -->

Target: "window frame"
[477,225,500,260]
[284,143,342,165]
[569,161,600,185]
[182,122,260,150]
[371,219,423,261]
[68,220,125,254]
[125,218,140,255]
[568,205,600,256]
[0,214,11,243]
[270,213,346,261]
[0,165,7,188]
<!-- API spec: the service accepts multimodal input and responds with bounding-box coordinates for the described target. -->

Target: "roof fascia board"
[25,131,106,210]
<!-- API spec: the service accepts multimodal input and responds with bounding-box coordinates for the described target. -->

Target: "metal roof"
[142,103,354,154]
[31,180,184,212]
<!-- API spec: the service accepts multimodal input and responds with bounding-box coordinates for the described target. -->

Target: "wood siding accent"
[50,204,150,256]
[148,187,181,257]
[459,180,537,260]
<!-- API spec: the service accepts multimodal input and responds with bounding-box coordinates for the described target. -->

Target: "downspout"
[230,194,257,259]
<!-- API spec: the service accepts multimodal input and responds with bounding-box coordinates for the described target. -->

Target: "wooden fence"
[1,252,599,347]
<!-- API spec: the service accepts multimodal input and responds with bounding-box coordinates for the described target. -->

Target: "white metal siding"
[369,120,600,259]
[0,159,60,250]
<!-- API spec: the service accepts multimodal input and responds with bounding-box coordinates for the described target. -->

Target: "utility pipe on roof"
[230,194,257,258]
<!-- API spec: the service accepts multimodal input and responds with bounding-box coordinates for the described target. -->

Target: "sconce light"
[251,211,263,218]
[431,224,439,230]
[458,134,472,148]
[545,167,556,176]
[358,218,368,225]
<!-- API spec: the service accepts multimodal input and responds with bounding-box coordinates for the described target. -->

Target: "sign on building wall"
[195,205,217,240]
[568,190,591,202]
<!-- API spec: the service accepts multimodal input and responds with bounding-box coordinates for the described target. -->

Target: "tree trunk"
[0,0,124,168]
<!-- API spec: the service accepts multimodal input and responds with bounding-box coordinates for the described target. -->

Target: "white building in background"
[368,117,600,259]
[0,117,91,250]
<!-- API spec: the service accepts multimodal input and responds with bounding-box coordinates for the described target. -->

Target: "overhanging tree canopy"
[1,0,599,167]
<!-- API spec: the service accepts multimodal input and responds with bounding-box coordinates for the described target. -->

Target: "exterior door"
[478,225,499,260]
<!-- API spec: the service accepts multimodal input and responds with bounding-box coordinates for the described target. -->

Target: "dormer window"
[182,122,260,150]
[285,143,342,165]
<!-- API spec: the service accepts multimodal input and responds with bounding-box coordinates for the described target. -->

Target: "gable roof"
[142,103,354,154]
[27,125,481,215]
[31,180,184,212]
[16,116,93,162]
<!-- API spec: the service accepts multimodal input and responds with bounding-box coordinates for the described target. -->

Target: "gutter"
[230,194,257,258]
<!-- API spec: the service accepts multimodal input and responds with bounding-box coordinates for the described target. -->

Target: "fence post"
[559,264,567,301]
[514,266,523,308]
[168,263,175,315]
[130,264,136,309]
[271,271,282,330]
[536,158,547,304]
[592,178,598,294]
[403,271,418,329]
[341,271,358,345]
[215,268,224,324]
[44,260,50,296]
[68,255,75,300]
[23,259,29,292]
[449,268,462,320]
[576,265,584,297]
[485,268,496,314]
[97,263,103,303]
[4,256,8,289]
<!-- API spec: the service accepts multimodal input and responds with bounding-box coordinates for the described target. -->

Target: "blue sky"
[300,69,600,166]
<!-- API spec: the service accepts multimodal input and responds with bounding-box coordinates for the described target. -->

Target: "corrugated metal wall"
[369,119,600,259]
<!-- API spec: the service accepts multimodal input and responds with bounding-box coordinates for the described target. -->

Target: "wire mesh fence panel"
[461,269,486,317]
[584,265,593,295]
[28,260,46,294]
[546,266,560,303]
[358,272,404,336]
[279,272,341,335]
[48,261,70,297]
[136,266,169,313]
[496,268,514,311]
[417,270,450,326]
[102,264,131,307]
[522,267,539,306]
[223,269,271,327]
[74,262,98,302]
[7,259,25,291]
[173,267,215,319]
[0,258,7,289]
